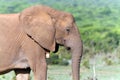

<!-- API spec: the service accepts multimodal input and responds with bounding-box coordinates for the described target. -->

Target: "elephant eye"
[66,27,70,33]
[66,28,70,32]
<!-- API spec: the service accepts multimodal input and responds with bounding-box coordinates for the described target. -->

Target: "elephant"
[0,5,83,80]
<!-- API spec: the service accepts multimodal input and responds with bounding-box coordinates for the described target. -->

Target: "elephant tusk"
[46,52,50,58]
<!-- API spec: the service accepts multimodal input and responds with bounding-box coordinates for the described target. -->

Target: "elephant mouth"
[56,38,71,51]
[63,39,71,51]
[66,47,71,51]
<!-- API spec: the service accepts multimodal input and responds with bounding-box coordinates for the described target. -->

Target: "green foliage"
[82,60,90,69]
[47,47,70,65]
[47,53,60,64]
[58,59,69,66]
[103,57,113,65]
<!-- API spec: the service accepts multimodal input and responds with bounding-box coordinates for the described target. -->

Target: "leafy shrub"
[47,53,60,65]
[82,60,90,69]
[47,53,69,66]
[59,59,69,66]
[103,57,113,65]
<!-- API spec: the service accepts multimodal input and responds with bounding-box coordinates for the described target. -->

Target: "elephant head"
[55,12,83,80]
[19,6,56,52]
[56,16,83,80]
[40,5,83,80]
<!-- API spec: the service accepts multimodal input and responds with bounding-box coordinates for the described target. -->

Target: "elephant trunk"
[65,33,83,80]
[66,37,83,80]
[71,41,82,80]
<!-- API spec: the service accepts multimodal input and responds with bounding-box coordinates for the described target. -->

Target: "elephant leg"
[26,50,47,80]
[22,37,47,80]
[14,68,31,80]
[33,54,47,80]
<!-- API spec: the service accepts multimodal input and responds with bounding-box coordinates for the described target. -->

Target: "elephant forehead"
[60,19,73,27]
[65,16,73,23]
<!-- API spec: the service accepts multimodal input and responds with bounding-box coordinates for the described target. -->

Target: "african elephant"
[0,5,83,80]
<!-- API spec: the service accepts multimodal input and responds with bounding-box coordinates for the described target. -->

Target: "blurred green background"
[0,0,120,80]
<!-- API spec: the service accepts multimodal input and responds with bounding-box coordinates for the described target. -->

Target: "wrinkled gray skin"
[0,5,83,80]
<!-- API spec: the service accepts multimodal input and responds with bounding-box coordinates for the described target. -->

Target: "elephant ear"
[19,6,56,51]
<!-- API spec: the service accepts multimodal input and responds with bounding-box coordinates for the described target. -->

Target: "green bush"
[58,59,69,66]
[47,53,69,66]
[47,53,60,65]
[82,60,90,69]
[103,57,113,66]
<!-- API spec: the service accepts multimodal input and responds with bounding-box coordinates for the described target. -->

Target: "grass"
[81,64,120,80]
[47,65,72,80]
[1,65,120,80]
